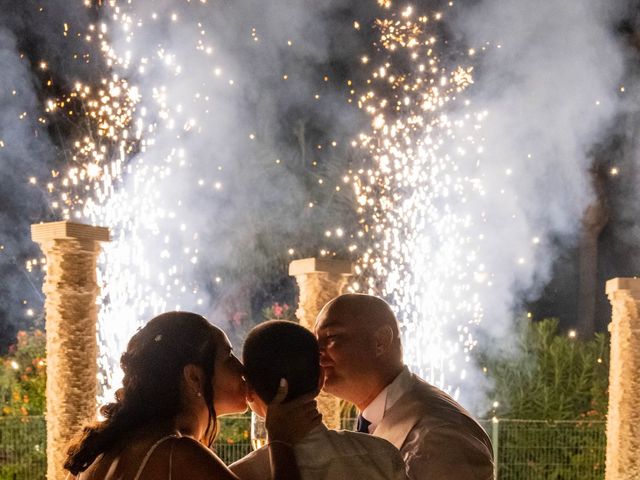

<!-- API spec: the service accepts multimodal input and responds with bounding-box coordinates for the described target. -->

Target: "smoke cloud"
[451,0,626,321]
[91,0,367,392]
[444,1,638,409]
[0,0,101,349]
[0,24,49,348]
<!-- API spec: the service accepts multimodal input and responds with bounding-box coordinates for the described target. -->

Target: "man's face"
[314,306,375,402]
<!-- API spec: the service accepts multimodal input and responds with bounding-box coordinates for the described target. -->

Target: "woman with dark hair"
[64,311,318,479]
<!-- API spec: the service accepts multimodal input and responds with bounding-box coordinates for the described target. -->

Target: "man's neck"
[356,365,404,411]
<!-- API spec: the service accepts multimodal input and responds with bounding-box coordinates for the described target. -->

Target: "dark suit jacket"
[374,371,494,480]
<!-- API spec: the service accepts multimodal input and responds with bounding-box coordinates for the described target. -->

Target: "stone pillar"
[605,277,640,480]
[31,221,110,480]
[289,257,352,430]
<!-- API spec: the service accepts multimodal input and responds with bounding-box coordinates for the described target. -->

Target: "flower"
[262,302,296,321]
[232,311,247,326]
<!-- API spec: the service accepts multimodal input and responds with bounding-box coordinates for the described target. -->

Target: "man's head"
[243,320,321,417]
[314,294,403,409]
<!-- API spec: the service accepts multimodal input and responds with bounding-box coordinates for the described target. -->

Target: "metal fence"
[0,417,46,480]
[0,416,606,480]
[482,419,606,480]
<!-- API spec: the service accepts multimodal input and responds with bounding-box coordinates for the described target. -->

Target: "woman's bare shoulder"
[169,436,239,480]
[69,436,240,480]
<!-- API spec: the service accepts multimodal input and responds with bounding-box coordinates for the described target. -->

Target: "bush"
[481,318,608,480]
[0,331,47,479]
[481,318,608,420]
[0,330,46,417]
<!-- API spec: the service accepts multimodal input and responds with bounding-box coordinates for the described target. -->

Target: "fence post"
[491,418,499,480]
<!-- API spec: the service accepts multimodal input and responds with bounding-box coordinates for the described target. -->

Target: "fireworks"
[351,2,487,396]
[43,2,225,399]
[44,0,351,400]
[46,76,139,221]
[38,0,488,401]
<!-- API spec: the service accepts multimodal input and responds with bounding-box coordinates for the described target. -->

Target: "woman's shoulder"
[72,435,238,480]
[167,436,235,479]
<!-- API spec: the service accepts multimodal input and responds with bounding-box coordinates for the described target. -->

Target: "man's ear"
[183,364,204,394]
[317,365,326,392]
[374,325,394,357]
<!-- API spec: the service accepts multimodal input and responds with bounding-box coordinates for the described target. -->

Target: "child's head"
[242,320,321,416]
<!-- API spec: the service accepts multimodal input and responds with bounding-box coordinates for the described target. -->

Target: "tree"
[577,167,609,337]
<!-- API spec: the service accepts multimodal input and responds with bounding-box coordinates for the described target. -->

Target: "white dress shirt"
[361,367,413,433]
[229,424,407,480]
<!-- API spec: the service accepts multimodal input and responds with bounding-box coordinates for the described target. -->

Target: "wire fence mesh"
[0,416,606,480]
[482,419,606,480]
[0,416,46,480]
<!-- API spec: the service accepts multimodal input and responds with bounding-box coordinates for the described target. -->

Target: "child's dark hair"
[243,320,320,403]
[65,312,219,475]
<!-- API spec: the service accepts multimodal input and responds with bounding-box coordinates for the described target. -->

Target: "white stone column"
[31,221,110,480]
[289,257,352,430]
[605,277,640,480]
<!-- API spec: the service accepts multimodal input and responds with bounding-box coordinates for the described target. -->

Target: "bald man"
[314,294,494,480]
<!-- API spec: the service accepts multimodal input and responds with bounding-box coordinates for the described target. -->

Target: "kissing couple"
[65,294,494,480]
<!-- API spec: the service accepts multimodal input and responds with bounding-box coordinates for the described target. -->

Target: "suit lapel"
[373,388,423,450]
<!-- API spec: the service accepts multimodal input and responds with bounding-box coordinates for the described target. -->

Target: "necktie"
[356,414,371,434]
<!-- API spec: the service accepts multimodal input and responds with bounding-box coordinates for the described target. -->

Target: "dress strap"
[169,438,176,480]
[133,434,180,480]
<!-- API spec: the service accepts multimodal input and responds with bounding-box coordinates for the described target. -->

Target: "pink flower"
[273,303,284,318]
[232,311,246,326]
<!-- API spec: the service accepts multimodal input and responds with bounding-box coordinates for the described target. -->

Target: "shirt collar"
[361,366,412,433]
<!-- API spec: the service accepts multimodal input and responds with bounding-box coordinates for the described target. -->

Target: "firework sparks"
[42,2,229,400]
[35,0,359,403]
[352,2,487,396]
[39,0,489,402]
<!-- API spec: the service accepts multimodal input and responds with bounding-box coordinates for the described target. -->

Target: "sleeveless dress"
[133,434,180,480]
[65,433,181,480]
